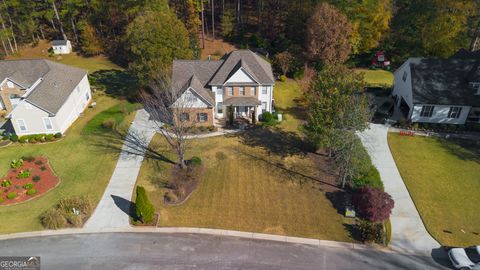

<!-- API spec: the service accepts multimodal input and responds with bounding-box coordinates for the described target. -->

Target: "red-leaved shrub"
[353,187,394,223]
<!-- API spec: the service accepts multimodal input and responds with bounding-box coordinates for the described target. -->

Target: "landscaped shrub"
[40,166,46,171]
[16,170,31,179]
[46,134,55,141]
[65,213,82,227]
[279,75,287,82]
[6,192,17,199]
[135,186,155,224]
[164,191,178,203]
[32,176,41,182]
[9,134,18,142]
[354,165,383,189]
[189,156,202,167]
[21,155,35,162]
[1,180,12,187]
[54,132,62,139]
[10,159,23,169]
[358,220,384,243]
[26,189,37,196]
[353,187,394,223]
[101,118,116,130]
[262,112,273,122]
[40,208,66,229]
[23,183,34,190]
[35,160,43,165]
[57,196,94,216]
[18,136,28,143]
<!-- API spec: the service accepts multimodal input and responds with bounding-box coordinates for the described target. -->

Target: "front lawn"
[135,132,352,242]
[354,68,394,87]
[0,93,136,233]
[388,133,480,246]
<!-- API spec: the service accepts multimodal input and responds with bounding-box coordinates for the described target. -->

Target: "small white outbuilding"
[52,40,72,55]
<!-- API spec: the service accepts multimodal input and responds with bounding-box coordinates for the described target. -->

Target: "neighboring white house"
[392,57,480,124]
[171,50,275,126]
[0,59,92,136]
[52,40,72,55]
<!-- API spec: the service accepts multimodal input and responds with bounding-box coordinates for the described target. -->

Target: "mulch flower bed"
[0,156,60,206]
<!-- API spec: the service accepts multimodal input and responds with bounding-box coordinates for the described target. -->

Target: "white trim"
[186,87,213,106]
[223,67,260,85]
[16,119,27,132]
[22,78,43,98]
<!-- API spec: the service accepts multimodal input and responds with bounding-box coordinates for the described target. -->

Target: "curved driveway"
[0,233,450,269]
[358,124,440,254]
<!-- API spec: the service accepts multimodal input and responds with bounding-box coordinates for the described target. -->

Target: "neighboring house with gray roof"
[0,59,92,135]
[171,49,275,126]
[391,57,480,124]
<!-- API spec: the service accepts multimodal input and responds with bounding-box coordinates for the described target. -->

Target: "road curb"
[0,226,392,253]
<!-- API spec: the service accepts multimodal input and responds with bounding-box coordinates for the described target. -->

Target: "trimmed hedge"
[13,133,62,144]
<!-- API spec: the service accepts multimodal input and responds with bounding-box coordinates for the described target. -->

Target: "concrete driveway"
[84,109,156,229]
[358,124,441,254]
[0,233,451,270]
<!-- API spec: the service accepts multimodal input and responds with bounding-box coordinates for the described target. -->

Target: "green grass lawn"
[7,40,122,73]
[274,79,304,132]
[136,133,352,242]
[388,133,480,246]
[0,92,135,234]
[354,68,394,88]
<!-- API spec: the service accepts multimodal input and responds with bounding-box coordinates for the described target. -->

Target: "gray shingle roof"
[223,96,261,106]
[409,58,480,106]
[171,60,221,106]
[171,50,274,104]
[209,50,274,85]
[0,59,87,114]
[52,40,68,46]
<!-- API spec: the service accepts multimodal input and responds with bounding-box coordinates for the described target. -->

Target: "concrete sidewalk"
[358,124,440,254]
[84,109,156,229]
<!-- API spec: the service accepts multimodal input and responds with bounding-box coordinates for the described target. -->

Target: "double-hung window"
[252,87,257,96]
[448,107,462,119]
[197,113,208,122]
[239,87,245,96]
[262,86,268,95]
[43,118,53,130]
[217,102,223,114]
[420,105,434,117]
[227,87,234,96]
[180,113,190,122]
[17,119,27,132]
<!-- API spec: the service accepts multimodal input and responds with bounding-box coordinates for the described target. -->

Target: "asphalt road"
[0,233,453,270]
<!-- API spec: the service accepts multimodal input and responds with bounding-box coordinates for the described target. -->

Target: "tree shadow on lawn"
[235,126,315,158]
[111,195,139,222]
[275,97,307,121]
[235,148,343,192]
[90,70,138,101]
[88,127,175,165]
[438,137,480,163]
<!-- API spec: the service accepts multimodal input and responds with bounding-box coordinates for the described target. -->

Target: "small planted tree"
[135,186,155,224]
[353,187,394,223]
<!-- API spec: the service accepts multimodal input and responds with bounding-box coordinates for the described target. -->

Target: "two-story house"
[171,50,275,126]
[0,59,92,135]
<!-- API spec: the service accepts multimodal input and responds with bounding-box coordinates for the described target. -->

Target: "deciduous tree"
[353,187,394,223]
[125,9,193,84]
[306,2,352,64]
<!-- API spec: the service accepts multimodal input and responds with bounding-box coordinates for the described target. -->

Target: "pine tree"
[135,186,155,224]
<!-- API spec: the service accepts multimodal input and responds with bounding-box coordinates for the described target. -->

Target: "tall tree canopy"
[389,0,477,60]
[306,2,352,64]
[125,8,193,84]
[331,0,393,55]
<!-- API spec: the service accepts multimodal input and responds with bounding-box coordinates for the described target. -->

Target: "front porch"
[222,97,261,124]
